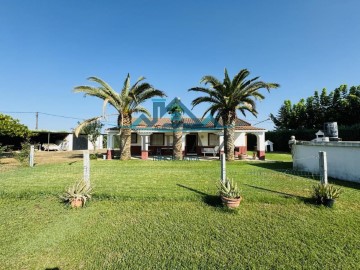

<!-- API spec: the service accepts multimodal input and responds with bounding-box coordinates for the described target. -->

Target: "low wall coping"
[295,141,360,148]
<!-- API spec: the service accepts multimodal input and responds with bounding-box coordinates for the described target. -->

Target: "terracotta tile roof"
[235,126,266,131]
[108,117,265,131]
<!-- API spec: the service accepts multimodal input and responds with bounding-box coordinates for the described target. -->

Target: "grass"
[1,154,360,269]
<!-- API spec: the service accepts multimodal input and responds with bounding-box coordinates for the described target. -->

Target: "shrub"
[0,143,6,164]
[14,140,31,166]
[90,153,98,160]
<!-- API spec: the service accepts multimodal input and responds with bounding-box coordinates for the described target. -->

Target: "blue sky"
[1,0,360,131]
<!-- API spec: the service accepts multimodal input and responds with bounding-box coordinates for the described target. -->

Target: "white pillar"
[66,134,73,151]
[181,133,187,152]
[319,151,328,185]
[83,150,90,187]
[138,131,152,159]
[256,132,266,160]
[220,153,226,182]
[96,135,103,150]
[107,133,113,149]
[144,135,150,151]
[217,131,224,153]
[256,133,265,151]
[29,145,34,167]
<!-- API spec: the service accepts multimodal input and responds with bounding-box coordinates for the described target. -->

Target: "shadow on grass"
[328,178,360,191]
[176,184,222,208]
[244,184,314,204]
[68,161,78,165]
[70,154,83,158]
[248,162,360,191]
[249,161,293,170]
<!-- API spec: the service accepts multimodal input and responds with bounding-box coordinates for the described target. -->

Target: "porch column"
[237,133,247,155]
[106,133,114,160]
[256,132,266,160]
[217,131,224,155]
[139,131,152,160]
[181,132,188,156]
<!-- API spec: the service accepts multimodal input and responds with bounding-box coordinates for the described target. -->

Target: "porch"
[106,129,266,160]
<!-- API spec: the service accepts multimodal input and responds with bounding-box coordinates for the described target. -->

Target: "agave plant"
[60,180,92,207]
[219,178,241,199]
[312,183,341,204]
[325,184,341,200]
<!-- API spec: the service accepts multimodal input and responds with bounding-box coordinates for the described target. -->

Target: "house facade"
[105,98,267,160]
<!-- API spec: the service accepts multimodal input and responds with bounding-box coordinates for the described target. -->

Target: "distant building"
[31,131,104,151]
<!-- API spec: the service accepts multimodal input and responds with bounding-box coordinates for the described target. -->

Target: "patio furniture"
[184,154,199,161]
[201,146,219,157]
[161,147,173,155]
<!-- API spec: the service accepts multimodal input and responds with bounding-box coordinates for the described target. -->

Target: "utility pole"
[35,112,39,130]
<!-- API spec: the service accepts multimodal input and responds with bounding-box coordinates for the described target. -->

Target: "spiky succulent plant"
[219,178,241,199]
[312,183,341,204]
[60,179,92,206]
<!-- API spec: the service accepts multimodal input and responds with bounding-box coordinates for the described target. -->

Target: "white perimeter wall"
[293,141,360,183]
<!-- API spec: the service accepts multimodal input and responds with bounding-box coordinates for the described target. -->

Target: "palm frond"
[136,88,167,104]
[74,116,102,137]
[132,106,151,117]
[191,96,216,108]
[231,69,250,89]
[223,68,231,89]
[102,99,110,119]
[201,103,222,120]
[188,87,218,97]
[122,73,131,95]
[87,76,114,92]
[74,77,120,110]
[200,75,222,88]
[132,76,146,90]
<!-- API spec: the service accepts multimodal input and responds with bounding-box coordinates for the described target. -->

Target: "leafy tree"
[0,114,31,138]
[74,74,166,160]
[189,68,279,161]
[271,84,360,130]
[77,120,104,154]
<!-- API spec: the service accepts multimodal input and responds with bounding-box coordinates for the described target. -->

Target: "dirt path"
[0,150,107,171]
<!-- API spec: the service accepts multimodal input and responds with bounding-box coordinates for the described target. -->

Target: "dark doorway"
[73,135,88,150]
[186,134,197,154]
[247,134,257,152]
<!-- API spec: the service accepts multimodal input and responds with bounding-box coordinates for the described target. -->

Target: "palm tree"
[189,68,279,161]
[74,74,166,160]
[168,99,184,160]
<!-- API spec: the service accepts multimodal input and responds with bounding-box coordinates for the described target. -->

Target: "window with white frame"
[151,133,164,146]
[131,133,138,144]
[208,133,218,146]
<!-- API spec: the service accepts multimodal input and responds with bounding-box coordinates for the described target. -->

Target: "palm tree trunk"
[224,126,235,161]
[223,114,235,161]
[120,114,132,160]
[173,126,183,160]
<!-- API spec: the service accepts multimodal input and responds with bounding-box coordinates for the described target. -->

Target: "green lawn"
[0,156,360,269]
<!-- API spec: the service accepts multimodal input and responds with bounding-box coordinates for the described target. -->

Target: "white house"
[106,98,267,160]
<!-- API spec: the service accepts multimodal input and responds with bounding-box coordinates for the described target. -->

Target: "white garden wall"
[293,141,360,183]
